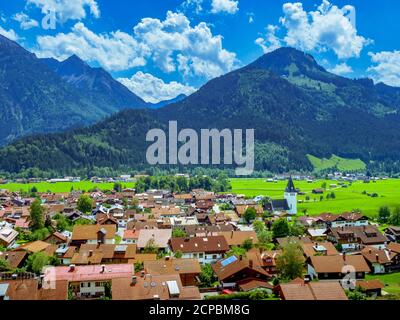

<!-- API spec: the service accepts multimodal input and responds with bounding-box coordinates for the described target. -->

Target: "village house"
[122,229,140,244]
[0,277,68,300]
[212,255,271,289]
[385,226,400,242]
[70,244,156,265]
[327,225,389,252]
[137,229,172,252]
[307,254,370,280]
[0,251,28,269]
[361,242,400,273]
[70,225,117,247]
[356,279,385,297]
[143,257,201,286]
[46,264,133,299]
[0,225,18,248]
[169,236,229,265]
[316,212,369,229]
[246,248,282,274]
[44,231,69,245]
[183,224,235,237]
[277,278,348,300]
[217,230,259,248]
[301,241,339,258]
[111,274,201,300]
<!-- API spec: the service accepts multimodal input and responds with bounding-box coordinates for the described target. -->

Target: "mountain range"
[1,37,400,175]
[0,34,182,146]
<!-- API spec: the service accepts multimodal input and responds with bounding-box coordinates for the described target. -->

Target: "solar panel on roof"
[221,255,238,267]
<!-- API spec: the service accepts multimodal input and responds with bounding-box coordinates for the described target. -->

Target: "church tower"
[284,176,297,215]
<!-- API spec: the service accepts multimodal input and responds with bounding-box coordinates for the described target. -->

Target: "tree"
[172,228,188,238]
[289,223,305,237]
[54,214,70,232]
[77,195,93,214]
[389,206,400,226]
[174,250,183,259]
[272,218,290,239]
[253,220,266,234]
[257,230,273,247]
[31,186,38,193]
[321,182,327,189]
[330,192,336,199]
[143,238,158,254]
[0,258,11,272]
[30,199,44,231]
[241,238,254,251]
[276,242,305,280]
[26,252,50,274]
[199,264,217,288]
[113,183,122,192]
[227,246,247,258]
[346,289,367,300]
[243,207,257,224]
[378,206,391,223]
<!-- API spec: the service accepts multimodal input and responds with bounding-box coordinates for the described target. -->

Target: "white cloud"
[328,62,353,75]
[35,22,149,71]
[368,51,400,87]
[118,71,196,104]
[133,11,237,79]
[211,0,239,14]
[0,26,19,41]
[26,0,100,23]
[257,0,370,59]
[13,13,39,30]
[34,11,237,78]
[180,0,204,14]
[255,25,281,53]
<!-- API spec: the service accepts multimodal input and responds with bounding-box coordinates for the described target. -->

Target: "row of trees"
[135,174,231,193]
[378,206,400,225]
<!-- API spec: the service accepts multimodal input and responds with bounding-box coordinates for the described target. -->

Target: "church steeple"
[285,176,296,193]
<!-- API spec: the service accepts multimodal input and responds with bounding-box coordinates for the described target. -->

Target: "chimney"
[101,264,106,273]
[4,253,8,260]
[304,275,311,284]
[165,256,170,261]
[369,249,372,254]
[89,250,93,257]
[131,276,137,285]
[343,252,346,261]
[69,264,76,272]
[140,271,145,278]
[249,259,253,269]
[376,254,379,262]
[231,230,234,239]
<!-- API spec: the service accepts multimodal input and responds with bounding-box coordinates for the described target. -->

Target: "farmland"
[229,178,400,218]
[0,181,136,193]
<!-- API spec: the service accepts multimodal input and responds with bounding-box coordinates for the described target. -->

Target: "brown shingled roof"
[280,281,348,300]
[169,236,229,254]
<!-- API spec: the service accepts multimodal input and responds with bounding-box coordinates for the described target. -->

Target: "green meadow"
[229,178,400,218]
[0,181,136,193]
[307,154,366,172]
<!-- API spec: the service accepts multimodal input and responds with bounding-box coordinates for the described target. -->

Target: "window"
[212,255,217,259]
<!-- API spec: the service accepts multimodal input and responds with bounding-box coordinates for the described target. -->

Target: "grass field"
[366,272,400,296]
[229,178,400,218]
[0,181,136,193]
[307,154,366,172]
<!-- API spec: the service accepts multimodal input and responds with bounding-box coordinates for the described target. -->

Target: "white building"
[284,177,297,215]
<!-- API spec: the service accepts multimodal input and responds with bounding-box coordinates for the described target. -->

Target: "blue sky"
[0,0,399,103]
